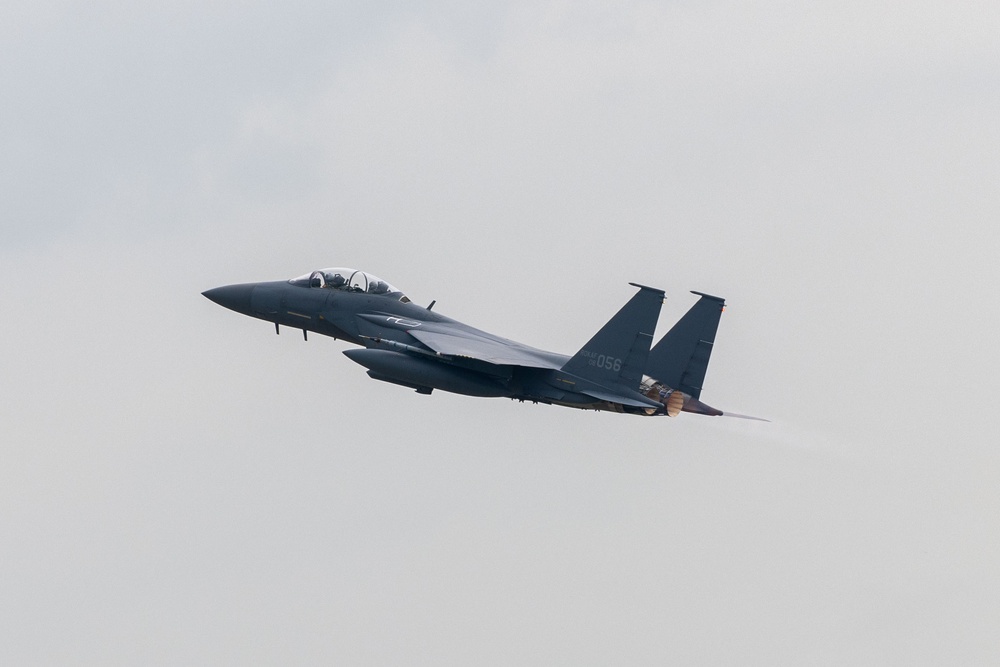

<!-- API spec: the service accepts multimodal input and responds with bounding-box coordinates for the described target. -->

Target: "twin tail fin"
[644,291,725,400]
[561,283,664,391]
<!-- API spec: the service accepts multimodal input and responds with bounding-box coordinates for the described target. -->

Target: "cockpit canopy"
[289,267,408,301]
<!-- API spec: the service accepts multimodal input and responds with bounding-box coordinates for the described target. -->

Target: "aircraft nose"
[202,283,257,315]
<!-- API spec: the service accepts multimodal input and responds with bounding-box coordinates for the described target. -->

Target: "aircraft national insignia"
[384,317,422,328]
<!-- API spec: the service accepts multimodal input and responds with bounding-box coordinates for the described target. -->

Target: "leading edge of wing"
[408,328,561,369]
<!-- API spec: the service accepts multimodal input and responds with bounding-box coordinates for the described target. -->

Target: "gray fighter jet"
[203,267,762,419]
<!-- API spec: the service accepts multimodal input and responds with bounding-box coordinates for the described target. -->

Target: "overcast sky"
[2,1,999,664]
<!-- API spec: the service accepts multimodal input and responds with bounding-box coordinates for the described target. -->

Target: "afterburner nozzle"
[665,390,684,417]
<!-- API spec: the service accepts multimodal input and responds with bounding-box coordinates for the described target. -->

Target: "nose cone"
[202,283,257,316]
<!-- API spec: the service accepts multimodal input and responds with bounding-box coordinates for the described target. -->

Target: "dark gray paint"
[203,269,746,418]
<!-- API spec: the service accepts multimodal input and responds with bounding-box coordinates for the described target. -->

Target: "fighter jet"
[203,267,762,419]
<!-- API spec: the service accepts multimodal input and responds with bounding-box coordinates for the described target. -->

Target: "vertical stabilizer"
[561,284,664,390]
[645,291,725,399]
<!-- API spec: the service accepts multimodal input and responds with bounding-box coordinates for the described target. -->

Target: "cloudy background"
[2,1,999,663]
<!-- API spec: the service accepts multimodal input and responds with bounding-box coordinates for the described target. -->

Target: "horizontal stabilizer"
[680,397,724,416]
[579,387,663,410]
[679,397,769,421]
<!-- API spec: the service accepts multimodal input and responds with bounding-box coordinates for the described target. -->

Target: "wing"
[407,327,562,369]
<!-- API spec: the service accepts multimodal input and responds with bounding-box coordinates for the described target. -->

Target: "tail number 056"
[595,355,622,372]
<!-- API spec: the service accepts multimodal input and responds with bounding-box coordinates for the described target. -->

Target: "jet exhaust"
[640,376,684,416]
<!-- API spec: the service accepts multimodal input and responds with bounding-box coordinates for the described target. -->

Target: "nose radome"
[202,283,257,315]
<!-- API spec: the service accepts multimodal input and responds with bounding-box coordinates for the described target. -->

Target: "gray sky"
[2,1,999,664]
